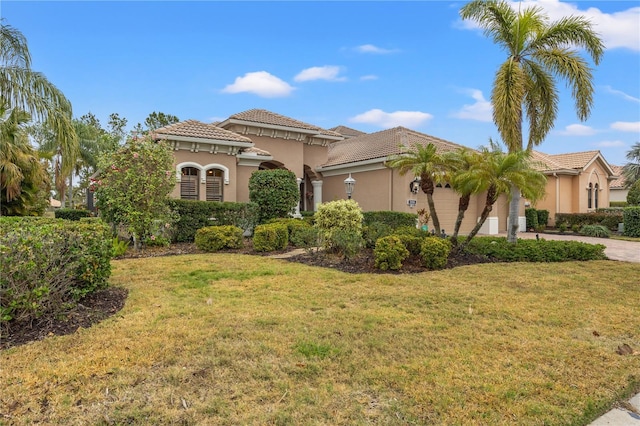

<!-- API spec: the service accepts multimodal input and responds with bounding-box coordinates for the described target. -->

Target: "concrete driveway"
[512,232,640,263]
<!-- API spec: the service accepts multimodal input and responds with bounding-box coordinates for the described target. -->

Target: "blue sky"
[3,1,639,166]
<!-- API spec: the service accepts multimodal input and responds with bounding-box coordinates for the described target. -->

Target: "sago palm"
[460,0,604,242]
[386,143,446,234]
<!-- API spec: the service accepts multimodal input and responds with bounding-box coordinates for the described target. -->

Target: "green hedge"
[555,211,623,231]
[55,208,92,221]
[464,237,606,262]
[609,201,628,208]
[253,223,289,252]
[167,199,259,242]
[363,211,417,228]
[525,208,538,230]
[194,225,244,252]
[0,217,112,329]
[623,207,640,237]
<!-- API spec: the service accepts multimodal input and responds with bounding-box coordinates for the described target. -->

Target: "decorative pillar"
[293,177,303,218]
[311,180,323,211]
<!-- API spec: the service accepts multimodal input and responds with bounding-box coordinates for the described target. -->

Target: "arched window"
[181,167,199,200]
[587,183,593,209]
[206,169,224,202]
[594,183,599,209]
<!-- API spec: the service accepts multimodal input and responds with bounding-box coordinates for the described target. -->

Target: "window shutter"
[206,176,223,202]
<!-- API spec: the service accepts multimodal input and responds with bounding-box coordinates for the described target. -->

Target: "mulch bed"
[1,243,493,350]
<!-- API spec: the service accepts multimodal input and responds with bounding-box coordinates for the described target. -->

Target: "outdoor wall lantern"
[344,173,356,199]
[410,177,421,194]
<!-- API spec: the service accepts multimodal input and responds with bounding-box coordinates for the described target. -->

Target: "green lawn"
[1,255,639,425]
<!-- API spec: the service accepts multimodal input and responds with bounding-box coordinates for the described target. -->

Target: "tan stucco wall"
[610,188,629,203]
[236,165,259,203]
[247,136,305,176]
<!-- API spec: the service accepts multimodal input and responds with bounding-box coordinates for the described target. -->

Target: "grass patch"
[1,254,639,424]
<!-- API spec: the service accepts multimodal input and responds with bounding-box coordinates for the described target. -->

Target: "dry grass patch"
[1,255,639,425]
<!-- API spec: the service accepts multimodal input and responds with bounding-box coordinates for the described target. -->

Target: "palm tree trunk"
[507,186,520,243]
[67,174,73,209]
[459,186,498,251]
[451,194,471,247]
[421,176,441,234]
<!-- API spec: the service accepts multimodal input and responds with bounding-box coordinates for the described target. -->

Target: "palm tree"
[0,107,50,215]
[386,143,446,234]
[460,0,604,242]
[455,145,546,251]
[1,19,78,210]
[442,147,483,246]
[622,142,640,187]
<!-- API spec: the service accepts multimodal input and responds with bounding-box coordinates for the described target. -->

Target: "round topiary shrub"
[314,199,364,251]
[195,225,244,252]
[420,237,451,270]
[374,235,410,271]
[249,169,299,223]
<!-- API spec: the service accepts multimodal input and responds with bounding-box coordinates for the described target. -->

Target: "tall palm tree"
[0,19,78,210]
[386,143,446,234]
[460,0,604,242]
[455,145,546,251]
[622,142,640,188]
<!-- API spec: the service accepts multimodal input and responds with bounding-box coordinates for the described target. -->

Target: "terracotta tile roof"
[329,125,367,137]
[322,126,466,167]
[227,109,343,138]
[547,150,601,169]
[153,120,252,143]
[610,165,627,188]
[530,151,565,171]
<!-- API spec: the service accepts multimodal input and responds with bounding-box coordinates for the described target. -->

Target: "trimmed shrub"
[420,237,451,270]
[395,234,425,256]
[464,236,606,262]
[314,199,363,250]
[290,226,319,251]
[374,235,410,270]
[525,208,538,230]
[168,199,259,242]
[253,222,289,252]
[55,208,91,221]
[0,217,112,330]
[330,229,364,261]
[195,225,244,252]
[623,206,640,237]
[610,201,628,208]
[362,222,394,249]
[579,224,611,238]
[536,209,549,227]
[362,211,417,229]
[555,211,623,231]
[249,169,299,223]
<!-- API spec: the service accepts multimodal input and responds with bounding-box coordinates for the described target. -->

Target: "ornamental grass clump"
[374,235,410,271]
[194,225,244,252]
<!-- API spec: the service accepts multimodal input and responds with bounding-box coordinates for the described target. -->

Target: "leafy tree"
[94,135,176,249]
[622,142,640,188]
[455,145,546,251]
[627,180,640,206]
[248,169,299,223]
[0,107,50,215]
[460,0,604,242]
[0,19,78,197]
[144,111,179,132]
[386,143,446,234]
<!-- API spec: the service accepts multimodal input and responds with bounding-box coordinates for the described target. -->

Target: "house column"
[312,180,323,211]
[293,178,303,218]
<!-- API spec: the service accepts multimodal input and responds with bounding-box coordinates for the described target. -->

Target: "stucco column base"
[478,216,499,235]
[311,180,323,212]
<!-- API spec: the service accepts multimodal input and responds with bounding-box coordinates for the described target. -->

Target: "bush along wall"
[0,217,112,331]
[55,208,92,221]
[555,211,623,231]
[363,211,418,229]
[623,206,640,237]
[168,199,259,242]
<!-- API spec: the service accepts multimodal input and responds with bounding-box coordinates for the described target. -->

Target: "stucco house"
[609,165,629,204]
[152,108,618,233]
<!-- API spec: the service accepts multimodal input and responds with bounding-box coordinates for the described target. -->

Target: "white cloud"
[602,86,640,103]
[611,121,640,132]
[593,140,626,148]
[451,89,492,122]
[294,66,346,82]
[355,44,399,54]
[459,0,640,51]
[360,75,379,81]
[222,71,295,98]
[559,124,597,136]
[349,109,433,128]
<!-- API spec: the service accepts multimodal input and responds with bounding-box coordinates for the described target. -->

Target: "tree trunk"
[422,176,441,234]
[68,174,73,209]
[507,186,520,243]
[458,186,498,251]
[450,194,471,247]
